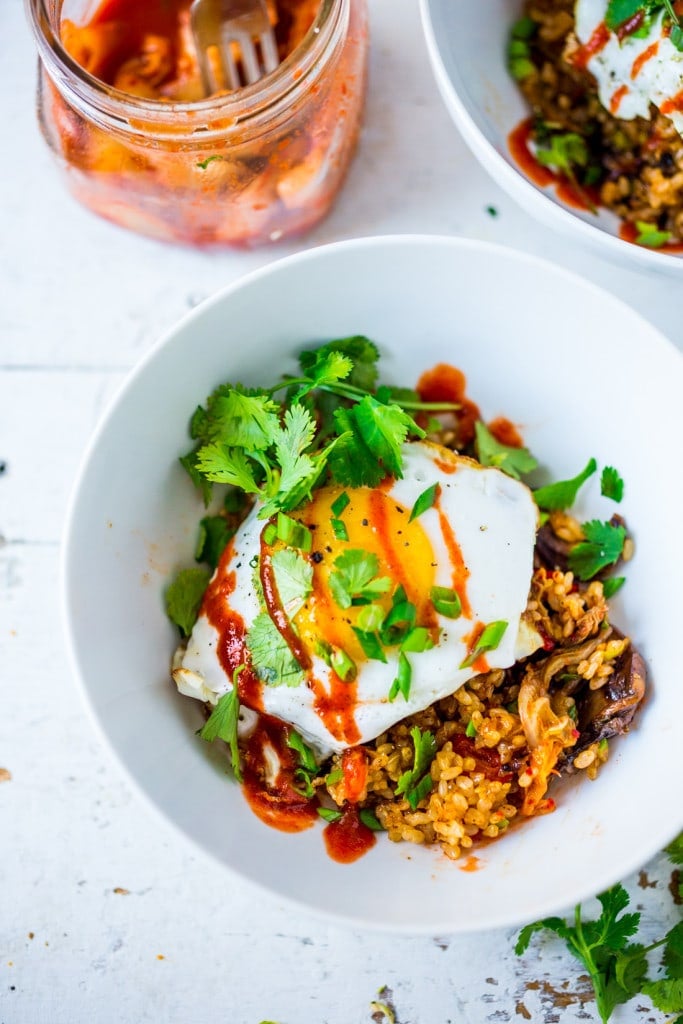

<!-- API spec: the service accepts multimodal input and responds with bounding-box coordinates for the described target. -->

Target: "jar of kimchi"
[26,0,368,247]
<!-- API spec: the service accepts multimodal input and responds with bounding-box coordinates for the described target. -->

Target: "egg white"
[174,442,541,756]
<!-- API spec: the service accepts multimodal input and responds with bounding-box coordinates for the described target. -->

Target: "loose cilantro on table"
[474,421,538,480]
[533,458,597,511]
[601,466,625,503]
[165,567,211,637]
[198,684,242,781]
[395,727,437,810]
[516,849,683,1024]
[568,520,626,580]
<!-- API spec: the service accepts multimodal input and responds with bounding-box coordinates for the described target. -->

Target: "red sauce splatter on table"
[323,804,376,863]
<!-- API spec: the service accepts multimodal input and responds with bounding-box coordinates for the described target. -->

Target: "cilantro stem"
[268,377,459,412]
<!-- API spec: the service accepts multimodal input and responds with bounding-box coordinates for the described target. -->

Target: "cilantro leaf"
[666,831,683,866]
[568,520,626,580]
[353,396,424,478]
[329,550,391,609]
[299,336,380,392]
[328,408,386,487]
[287,729,320,797]
[271,548,313,617]
[642,978,683,1013]
[246,613,305,687]
[536,132,589,175]
[601,466,624,503]
[515,917,573,955]
[198,686,242,781]
[195,515,233,570]
[207,389,280,449]
[533,458,597,511]
[165,567,211,637]
[179,446,214,506]
[195,444,262,492]
[260,404,320,516]
[395,727,437,810]
[474,421,538,480]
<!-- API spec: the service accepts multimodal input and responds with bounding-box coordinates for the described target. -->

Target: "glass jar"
[26,0,368,247]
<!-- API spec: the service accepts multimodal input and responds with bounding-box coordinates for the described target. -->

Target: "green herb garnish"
[602,576,626,598]
[270,548,313,617]
[331,491,350,517]
[409,483,439,522]
[568,520,626,580]
[195,515,234,570]
[395,727,437,809]
[466,719,477,738]
[198,685,242,781]
[635,219,672,248]
[287,730,319,797]
[331,518,349,541]
[516,879,683,1022]
[359,808,384,831]
[460,620,508,669]
[165,567,211,637]
[276,512,312,551]
[474,421,538,480]
[246,613,305,687]
[430,585,462,619]
[329,550,391,609]
[533,458,597,511]
[318,806,342,823]
[352,627,388,663]
[601,466,624,503]
[388,651,412,702]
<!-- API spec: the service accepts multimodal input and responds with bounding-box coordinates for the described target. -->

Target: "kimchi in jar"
[26,0,368,247]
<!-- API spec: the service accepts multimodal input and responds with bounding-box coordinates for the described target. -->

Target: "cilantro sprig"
[474,421,538,480]
[606,0,683,50]
[183,337,458,516]
[516,853,683,1024]
[568,520,626,580]
[395,727,437,810]
[198,685,242,781]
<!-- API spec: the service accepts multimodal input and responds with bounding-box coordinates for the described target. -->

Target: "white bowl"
[63,235,683,933]
[420,0,683,271]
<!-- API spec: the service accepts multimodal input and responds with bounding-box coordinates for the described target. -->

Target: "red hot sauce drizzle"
[508,119,600,212]
[323,803,376,863]
[242,715,318,832]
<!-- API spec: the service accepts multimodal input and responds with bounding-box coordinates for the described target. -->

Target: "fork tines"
[191,0,280,95]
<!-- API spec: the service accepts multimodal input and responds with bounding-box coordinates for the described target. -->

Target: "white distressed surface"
[0,0,681,1021]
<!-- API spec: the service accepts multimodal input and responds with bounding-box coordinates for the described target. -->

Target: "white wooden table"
[1,1,680,1021]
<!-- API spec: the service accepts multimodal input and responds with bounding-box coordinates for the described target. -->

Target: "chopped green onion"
[598,738,609,753]
[409,483,439,522]
[331,492,350,517]
[331,518,349,541]
[509,56,536,80]
[511,14,537,38]
[330,646,357,683]
[318,807,342,823]
[381,599,416,645]
[466,719,477,738]
[430,585,462,619]
[460,620,508,669]
[400,627,432,653]
[352,628,387,663]
[262,523,277,545]
[359,809,384,831]
[388,651,412,702]
[356,604,385,632]
[276,512,312,551]
[325,767,343,785]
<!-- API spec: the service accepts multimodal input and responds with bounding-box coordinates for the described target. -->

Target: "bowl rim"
[419,0,683,271]
[61,233,683,934]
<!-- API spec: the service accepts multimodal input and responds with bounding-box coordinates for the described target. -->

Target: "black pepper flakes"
[311,551,323,564]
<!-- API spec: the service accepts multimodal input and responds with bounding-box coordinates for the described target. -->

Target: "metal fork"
[190,0,280,95]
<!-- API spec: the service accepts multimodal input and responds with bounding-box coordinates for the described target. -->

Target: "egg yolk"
[289,485,438,664]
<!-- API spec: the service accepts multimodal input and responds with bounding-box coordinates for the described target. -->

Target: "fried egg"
[173,441,541,756]
[575,0,683,134]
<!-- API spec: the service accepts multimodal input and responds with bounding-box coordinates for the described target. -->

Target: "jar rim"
[26,0,342,126]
